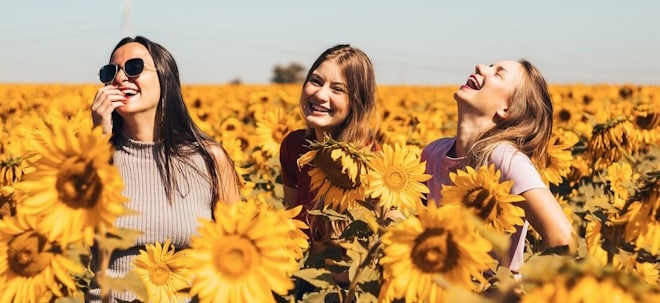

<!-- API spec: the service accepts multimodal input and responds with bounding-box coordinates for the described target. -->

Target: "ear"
[496,107,509,120]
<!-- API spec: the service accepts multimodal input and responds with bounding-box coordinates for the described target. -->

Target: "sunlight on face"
[454,60,524,118]
[300,60,350,138]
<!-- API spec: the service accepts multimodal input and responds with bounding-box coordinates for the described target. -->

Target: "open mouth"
[465,75,481,90]
[120,88,139,97]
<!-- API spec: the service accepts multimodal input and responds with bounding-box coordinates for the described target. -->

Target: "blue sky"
[1,0,658,85]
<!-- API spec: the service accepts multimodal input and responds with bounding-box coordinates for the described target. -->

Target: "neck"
[313,128,331,142]
[455,113,495,158]
[121,113,158,142]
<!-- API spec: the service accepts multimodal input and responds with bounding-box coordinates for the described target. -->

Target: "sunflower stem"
[97,226,112,303]
[344,239,381,303]
[611,135,637,164]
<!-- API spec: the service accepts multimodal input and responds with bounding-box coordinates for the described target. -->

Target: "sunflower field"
[0,83,659,303]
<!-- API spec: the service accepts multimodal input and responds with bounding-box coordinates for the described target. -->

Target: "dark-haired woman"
[88,36,241,302]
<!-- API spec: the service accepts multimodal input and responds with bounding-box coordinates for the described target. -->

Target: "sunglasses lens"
[99,65,117,83]
[124,58,145,77]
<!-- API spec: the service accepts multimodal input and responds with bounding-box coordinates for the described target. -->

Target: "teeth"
[122,89,138,96]
[310,104,330,113]
[468,77,481,90]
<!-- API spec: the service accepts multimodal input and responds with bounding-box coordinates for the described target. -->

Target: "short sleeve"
[279,130,307,188]
[489,144,546,195]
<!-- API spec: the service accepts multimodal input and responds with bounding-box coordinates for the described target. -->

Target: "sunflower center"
[558,109,572,122]
[313,148,361,189]
[383,167,408,191]
[635,112,659,130]
[56,157,103,209]
[213,236,259,279]
[7,231,55,277]
[149,263,172,285]
[411,229,458,273]
[463,188,498,220]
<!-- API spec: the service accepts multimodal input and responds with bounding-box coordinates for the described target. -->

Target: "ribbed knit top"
[86,137,213,302]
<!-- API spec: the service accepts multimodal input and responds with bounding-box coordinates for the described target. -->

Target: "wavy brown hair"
[302,45,382,245]
[467,59,554,170]
[302,44,381,148]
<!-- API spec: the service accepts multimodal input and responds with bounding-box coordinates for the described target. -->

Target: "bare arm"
[520,187,575,252]
[209,144,241,205]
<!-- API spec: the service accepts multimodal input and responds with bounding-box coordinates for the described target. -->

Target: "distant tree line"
[226,62,307,84]
[270,62,306,84]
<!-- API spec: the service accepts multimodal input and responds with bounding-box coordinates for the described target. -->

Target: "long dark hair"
[109,36,236,202]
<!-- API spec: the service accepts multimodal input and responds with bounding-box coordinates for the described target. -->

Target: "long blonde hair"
[467,59,553,170]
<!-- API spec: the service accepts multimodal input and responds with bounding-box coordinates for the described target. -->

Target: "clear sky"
[1,0,658,85]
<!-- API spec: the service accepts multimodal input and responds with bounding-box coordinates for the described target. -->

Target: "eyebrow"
[311,73,348,87]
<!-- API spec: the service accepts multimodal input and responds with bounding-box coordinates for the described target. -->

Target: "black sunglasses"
[98,58,154,84]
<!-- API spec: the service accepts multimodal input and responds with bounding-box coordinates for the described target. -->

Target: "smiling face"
[454,60,524,119]
[109,42,161,119]
[300,59,351,138]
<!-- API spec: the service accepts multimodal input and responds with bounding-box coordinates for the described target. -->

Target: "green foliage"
[271,63,306,84]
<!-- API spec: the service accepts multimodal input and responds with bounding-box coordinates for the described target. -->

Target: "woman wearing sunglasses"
[88,36,241,302]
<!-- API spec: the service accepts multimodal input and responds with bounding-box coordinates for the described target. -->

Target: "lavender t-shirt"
[421,137,546,271]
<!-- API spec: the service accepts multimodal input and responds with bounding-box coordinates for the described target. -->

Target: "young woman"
[88,36,241,302]
[421,60,575,272]
[279,44,380,243]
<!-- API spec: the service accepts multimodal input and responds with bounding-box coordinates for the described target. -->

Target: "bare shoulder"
[204,142,232,164]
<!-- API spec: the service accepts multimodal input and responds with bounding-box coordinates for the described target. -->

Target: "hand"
[91,85,126,134]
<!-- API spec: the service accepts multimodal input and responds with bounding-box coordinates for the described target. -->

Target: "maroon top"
[280,129,381,238]
[280,129,316,227]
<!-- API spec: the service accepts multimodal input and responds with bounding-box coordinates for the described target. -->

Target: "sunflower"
[244,197,309,261]
[13,120,128,246]
[39,100,89,134]
[631,100,660,147]
[586,117,639,170]
[278,205,310,260]
[633,262,659,286]
[441,164,525,234]
[521,275,637,303]
[518,257,653,303]
[538,129,579,186]
[132,239,192,303]
[0,214,85,302]
[567,155,591,187]
[584,219,617,267]
[298,136,372,211]
[553,101,584,130]
[0,142,33,187]
[218,117,254,152]
[188,199,302,303]
[620,171,660,254]
[605,162,634,203]
[254,108,304,157]
[366,143,431,212]
[379,202,495,303]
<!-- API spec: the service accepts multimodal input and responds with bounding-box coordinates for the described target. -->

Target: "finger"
[94,85,124,102]
[92,89,126,110]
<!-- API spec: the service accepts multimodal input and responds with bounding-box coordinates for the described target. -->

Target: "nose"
[475,64,486,74]
[113,66,129,84]
[314,84,331,101]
